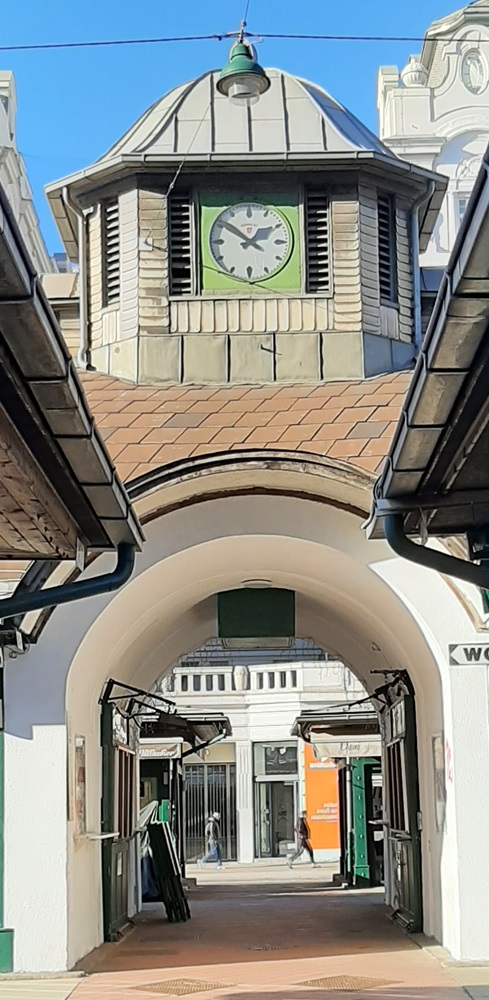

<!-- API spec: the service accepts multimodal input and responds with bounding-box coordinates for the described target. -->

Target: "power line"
[0,31,484,54]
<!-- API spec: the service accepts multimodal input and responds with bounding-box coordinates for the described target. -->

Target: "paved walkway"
[2,865,488,999]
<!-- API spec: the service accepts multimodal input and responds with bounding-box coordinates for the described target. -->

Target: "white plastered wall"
[3,492,485,970]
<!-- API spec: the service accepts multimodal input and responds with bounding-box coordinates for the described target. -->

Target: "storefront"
[253,743,298,858]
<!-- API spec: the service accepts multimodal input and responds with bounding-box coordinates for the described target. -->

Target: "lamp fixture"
[217,25,270,106]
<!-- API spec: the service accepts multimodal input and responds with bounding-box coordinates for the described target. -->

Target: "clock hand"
[240,227,275,250]
[219,220,249,241]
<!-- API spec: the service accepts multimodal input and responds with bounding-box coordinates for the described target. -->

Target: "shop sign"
[449,643,489,666]
[313,738,380,759]
[139,742,181,759]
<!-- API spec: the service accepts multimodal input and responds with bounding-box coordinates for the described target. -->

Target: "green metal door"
[101,704,137,941]
[383,685,423,932]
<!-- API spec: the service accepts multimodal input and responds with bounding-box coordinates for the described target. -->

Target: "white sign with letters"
[449,643,489,666]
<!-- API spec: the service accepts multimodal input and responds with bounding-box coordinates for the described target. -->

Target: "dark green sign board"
[217,588,295,640]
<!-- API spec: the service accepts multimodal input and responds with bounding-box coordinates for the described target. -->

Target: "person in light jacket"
[198,812,223,869]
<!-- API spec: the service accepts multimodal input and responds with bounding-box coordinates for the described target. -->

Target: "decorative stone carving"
[401,56,428,88]
[233,665,249,691]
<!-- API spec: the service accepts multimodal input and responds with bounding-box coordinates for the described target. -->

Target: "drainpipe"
[62,187,91,370]
[0,543,135,621]
[384,514,489,589]
[411,181,436,354]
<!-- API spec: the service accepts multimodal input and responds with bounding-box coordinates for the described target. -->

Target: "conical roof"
[97,68,393,161]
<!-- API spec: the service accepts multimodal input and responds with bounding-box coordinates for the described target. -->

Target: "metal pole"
[345,755,353,887]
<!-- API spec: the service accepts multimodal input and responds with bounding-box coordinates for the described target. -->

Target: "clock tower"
[47,68,442,384]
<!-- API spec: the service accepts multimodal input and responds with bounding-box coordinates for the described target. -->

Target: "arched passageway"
[3,463,486,972]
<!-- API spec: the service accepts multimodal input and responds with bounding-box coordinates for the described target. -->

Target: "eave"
[369,145,489,550]
[0,185,143,560]
[46,151,446,262]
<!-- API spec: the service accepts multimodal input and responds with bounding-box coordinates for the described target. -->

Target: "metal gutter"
[0,543,135,621]
[412,182,436,351]
[383,514,489,589]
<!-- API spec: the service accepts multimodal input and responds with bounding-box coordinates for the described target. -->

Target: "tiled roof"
[81,371,411,483]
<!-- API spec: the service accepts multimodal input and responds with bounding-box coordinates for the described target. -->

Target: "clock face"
[209,202,292,283]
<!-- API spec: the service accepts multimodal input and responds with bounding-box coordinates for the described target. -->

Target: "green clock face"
[200,191,301,293]
[209,202,292,283]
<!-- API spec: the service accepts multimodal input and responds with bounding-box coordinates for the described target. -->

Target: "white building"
[378,0,489,267]
[0,71,51,273]
[4,0,489,977]
[160,647,366,865]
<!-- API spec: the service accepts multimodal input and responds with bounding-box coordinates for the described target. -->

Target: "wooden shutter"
[102,199,120,306]
[169,193,193,296]
[305,189,331,294]
[378,193,397,302]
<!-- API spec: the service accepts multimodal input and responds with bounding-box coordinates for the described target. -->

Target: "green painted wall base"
[0,929,14,972]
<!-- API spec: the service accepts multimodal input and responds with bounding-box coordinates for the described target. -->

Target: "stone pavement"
[2,864,489,999]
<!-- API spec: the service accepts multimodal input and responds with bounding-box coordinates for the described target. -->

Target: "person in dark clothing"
[287,811,316,867]
[198,811,223,869]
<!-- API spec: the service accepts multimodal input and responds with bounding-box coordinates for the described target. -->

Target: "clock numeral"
[274,239,287,245]
[247,266,253,280]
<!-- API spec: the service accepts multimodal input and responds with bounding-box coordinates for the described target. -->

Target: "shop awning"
[0,185,142,561]
[101,679,232,750]
[292,706,380,760]
[368,144,489,567]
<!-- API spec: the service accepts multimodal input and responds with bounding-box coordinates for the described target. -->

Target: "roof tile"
[79,371,411,484]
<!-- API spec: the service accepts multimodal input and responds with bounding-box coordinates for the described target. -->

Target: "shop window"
[116,747,136,839]
[386,740,408,833]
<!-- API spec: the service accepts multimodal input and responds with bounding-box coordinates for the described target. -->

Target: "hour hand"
[241,226,274,248]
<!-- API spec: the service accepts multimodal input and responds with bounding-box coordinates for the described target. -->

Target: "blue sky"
[5,0,455,253]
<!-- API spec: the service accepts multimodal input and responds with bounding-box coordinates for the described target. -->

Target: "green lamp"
[217,39,270,106]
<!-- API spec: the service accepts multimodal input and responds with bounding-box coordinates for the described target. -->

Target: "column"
[236,742,254,864]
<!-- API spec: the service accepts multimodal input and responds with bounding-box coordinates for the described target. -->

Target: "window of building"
[268,671,276,689]
[290,670,297,688]
[378,192,397,303]
[193,675,201,692]
[257,673,264,690]
[205,675,213,692]
[217,674,225,691]
[181,675,188,692]
[305,189,331,294]
[456,195,469,230]
[280,671,287,689]
[102,199,120,306]
[169,192,193,296]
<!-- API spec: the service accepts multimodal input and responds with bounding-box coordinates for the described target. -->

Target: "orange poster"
[303,742,340,851]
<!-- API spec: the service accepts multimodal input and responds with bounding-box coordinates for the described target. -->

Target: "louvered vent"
[378,193,397,302]
[305,190,331,294]
[102,199,120,306]
[169,193,193,296]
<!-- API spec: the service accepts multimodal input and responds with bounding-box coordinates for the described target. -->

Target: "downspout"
[62,187,91,370]
[411,181,436,354]
[0,543,135,621]
[384,514,489,589]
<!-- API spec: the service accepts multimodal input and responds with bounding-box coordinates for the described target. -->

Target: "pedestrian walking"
[287,811,317,868]
[198,811,223,869]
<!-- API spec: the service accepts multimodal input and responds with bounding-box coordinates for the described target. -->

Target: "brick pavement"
[69,866,470,1000]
